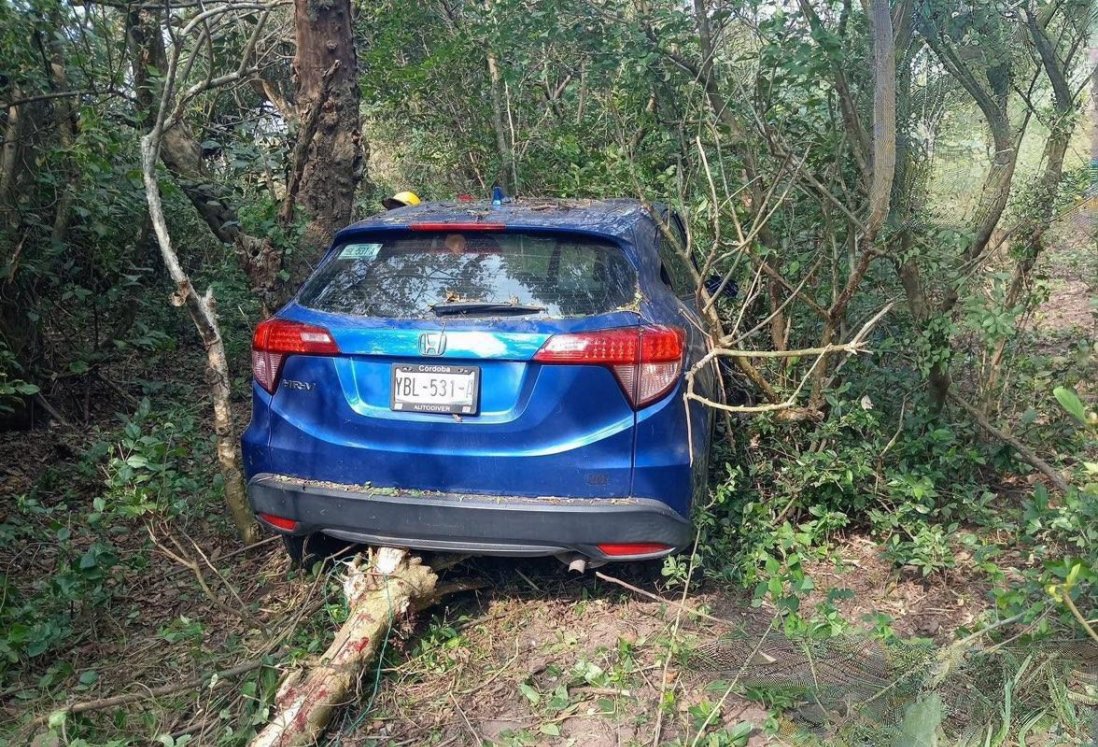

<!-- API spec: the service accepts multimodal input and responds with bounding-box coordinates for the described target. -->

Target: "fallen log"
[250,548,437,747]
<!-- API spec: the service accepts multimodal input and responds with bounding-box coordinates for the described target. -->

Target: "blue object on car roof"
[241,198,718,564]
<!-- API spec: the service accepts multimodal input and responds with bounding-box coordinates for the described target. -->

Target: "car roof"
[335,198,652,242]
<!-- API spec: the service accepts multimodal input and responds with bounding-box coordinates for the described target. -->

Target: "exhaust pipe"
[556,553,588,573]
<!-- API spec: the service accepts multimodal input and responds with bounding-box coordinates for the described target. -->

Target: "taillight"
[251,319,340,393]
[534,326,684,408]
[258,512,298,531]
[597,542,673,557]
[409,223,505,231]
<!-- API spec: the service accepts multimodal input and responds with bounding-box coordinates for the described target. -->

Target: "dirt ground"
[322,544,993,747]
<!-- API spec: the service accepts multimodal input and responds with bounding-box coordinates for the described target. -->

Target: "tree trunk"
[289,0,365,282]
[140,134,260,545]
[133,4,263,541]
[42,4,78,246]
[0,89,26,226]
[916,14,1024,316]
[982,9,1081,404]
[251,550,437,747]
[158,125,282,306]
[864,0,895,242]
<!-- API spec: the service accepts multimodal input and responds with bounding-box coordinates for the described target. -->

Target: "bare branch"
[0,87,134,108]
[796,0,871,182]
[1022,1,1074,111]
[949,393,1071,494]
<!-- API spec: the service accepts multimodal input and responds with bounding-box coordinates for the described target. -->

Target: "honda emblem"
[419,332,446,356]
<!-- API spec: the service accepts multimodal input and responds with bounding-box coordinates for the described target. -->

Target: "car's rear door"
[262,228,644,499]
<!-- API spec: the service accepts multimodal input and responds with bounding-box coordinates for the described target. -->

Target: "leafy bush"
[0,400,213,685]
[0,339,39,414]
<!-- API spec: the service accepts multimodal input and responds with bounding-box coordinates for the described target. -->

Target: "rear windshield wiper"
[431,301,545,316]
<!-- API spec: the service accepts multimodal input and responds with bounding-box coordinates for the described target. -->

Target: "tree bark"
[806,0,896,406]
[289,0,365,282]
[0,89,26,226]
[916,13,1023,305]
[251,550,437,747]
[280,61,340,228]
[865,0,895,241]
[906,9,1031,409]
[134,5,269,544]
[44,13,78,246]
[140,134,260,544]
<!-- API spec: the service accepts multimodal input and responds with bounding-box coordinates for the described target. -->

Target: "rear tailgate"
[260,228,644,498]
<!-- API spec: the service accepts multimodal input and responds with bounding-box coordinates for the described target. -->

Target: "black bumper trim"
[247,473,691,561]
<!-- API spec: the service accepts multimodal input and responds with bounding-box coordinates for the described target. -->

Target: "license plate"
[390,364,480,414]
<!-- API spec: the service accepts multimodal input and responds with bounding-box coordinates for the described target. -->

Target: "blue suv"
[241,198,717,564]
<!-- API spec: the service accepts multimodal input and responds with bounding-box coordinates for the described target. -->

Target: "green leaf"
[27,638,50,656]
[78,670,99,685]
[518,682,541,705]
[729,721,754,739]
[1053,386,1087,424]
[539,723,561,736]
[126,455,149,469]
[891,693,942,746]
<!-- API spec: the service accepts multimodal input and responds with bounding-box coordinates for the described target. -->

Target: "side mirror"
[704,275,738,299]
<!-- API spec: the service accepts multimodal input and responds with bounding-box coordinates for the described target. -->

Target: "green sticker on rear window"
[339,243,382,260]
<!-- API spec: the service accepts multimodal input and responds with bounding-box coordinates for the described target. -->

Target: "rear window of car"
[297,232,637,318]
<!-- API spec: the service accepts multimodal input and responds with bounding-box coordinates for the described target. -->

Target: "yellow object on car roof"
[382,191,421,210]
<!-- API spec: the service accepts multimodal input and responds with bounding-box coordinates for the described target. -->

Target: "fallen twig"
[450,692,482,743]
[40,659,265,724]
[949,392,1071,494]
[147,523,259,630]
[95,371,141,408]
[651,533,703,746]
[33,393,73,430]
[593,571,740,628]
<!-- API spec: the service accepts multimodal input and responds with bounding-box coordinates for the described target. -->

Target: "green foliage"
[0,339,39,413]
[99,399,201,519]
[0,497,119,678]
[690,328,1094,645]
[994,387,1098,636]
[0,399,212,687]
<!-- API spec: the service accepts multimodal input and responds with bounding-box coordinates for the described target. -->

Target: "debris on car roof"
[338,197,649,240]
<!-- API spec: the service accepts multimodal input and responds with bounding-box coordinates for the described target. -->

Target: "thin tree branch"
[949,392,1071,494]
[40,660,267,723]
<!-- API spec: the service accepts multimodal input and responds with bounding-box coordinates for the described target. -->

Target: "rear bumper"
[247,473,691,561]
